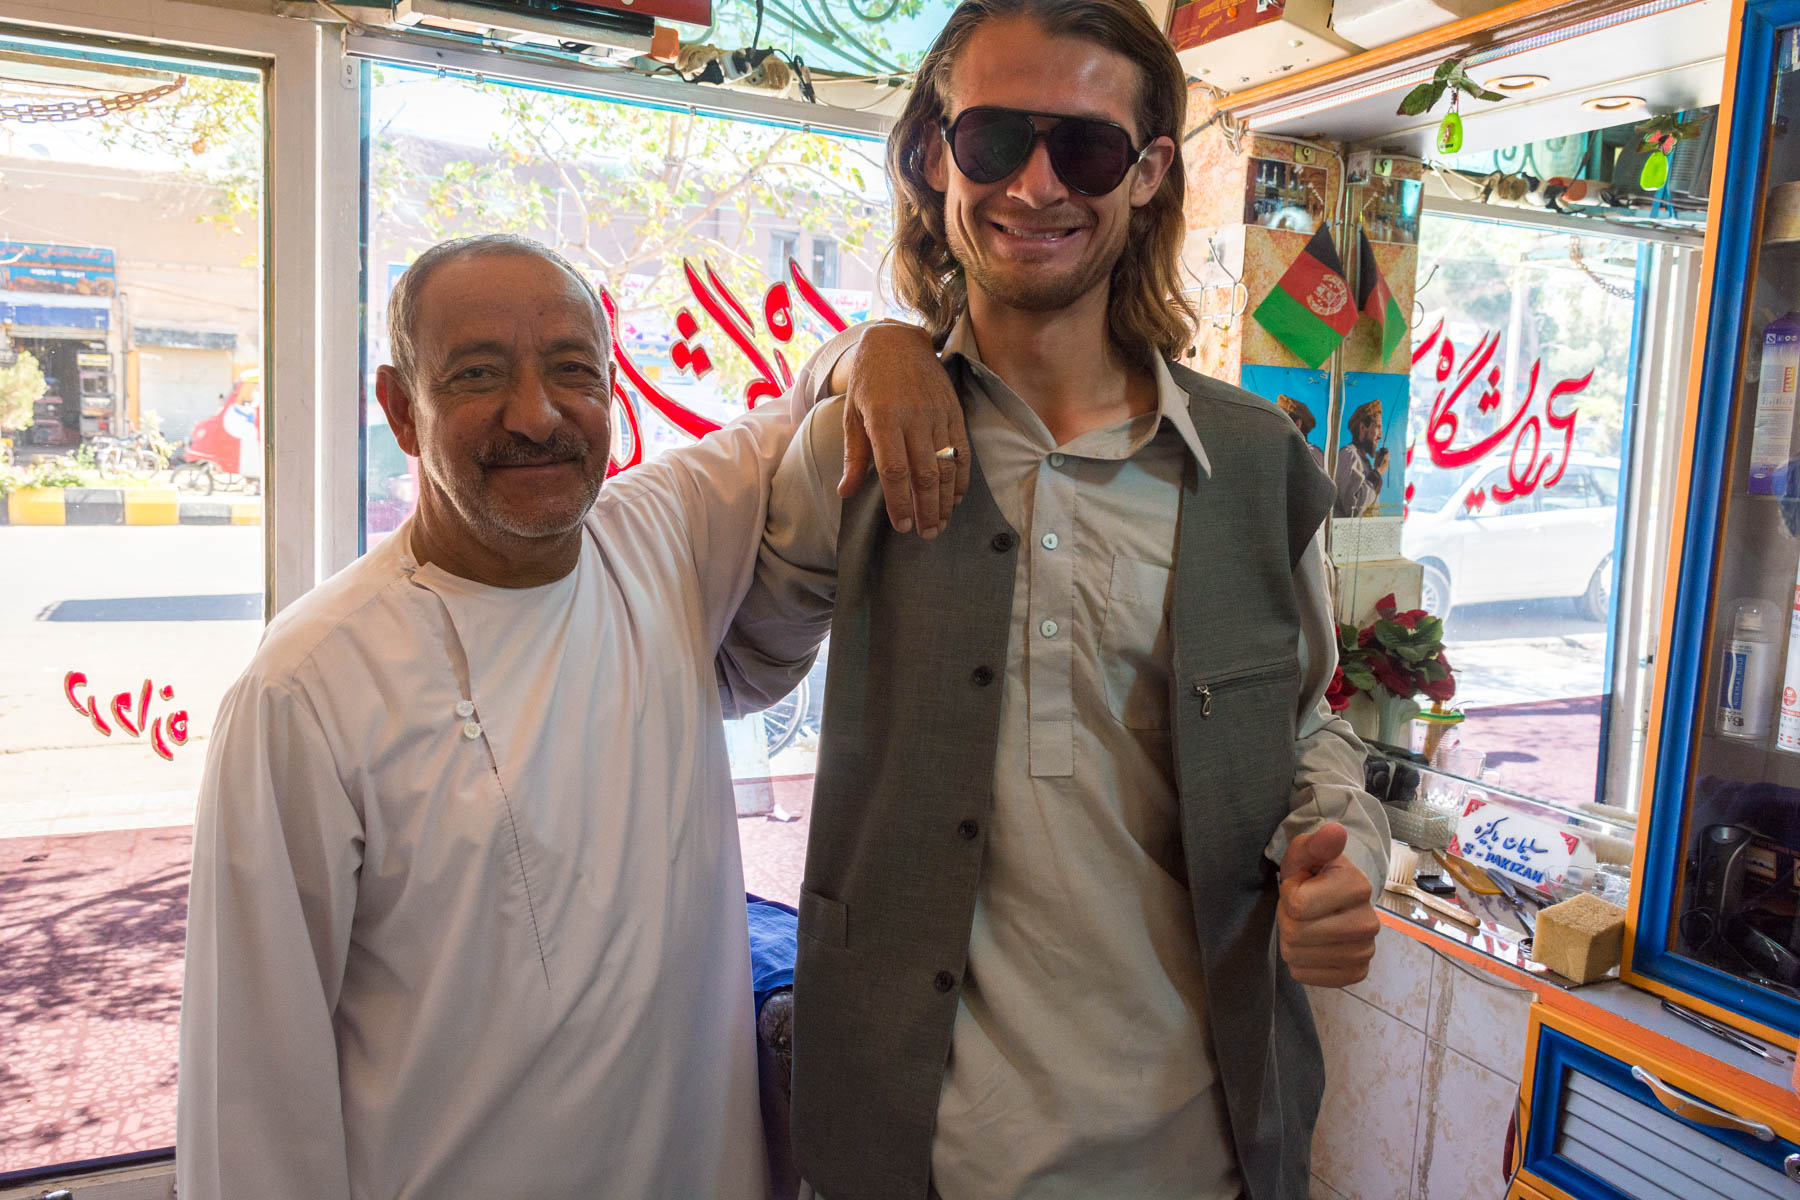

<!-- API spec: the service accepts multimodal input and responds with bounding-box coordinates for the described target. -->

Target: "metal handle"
[1630,1065,1776,1141]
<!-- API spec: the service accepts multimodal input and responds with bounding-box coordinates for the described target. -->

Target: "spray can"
[1720,600,1781,741]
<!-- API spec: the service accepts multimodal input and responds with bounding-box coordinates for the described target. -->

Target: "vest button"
[934,970,956,993]
[958,819,979,840]
[971,665,994,686]
[990,532,1016,552]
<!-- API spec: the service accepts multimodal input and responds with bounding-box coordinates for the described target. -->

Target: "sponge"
[1531,892,1627,983]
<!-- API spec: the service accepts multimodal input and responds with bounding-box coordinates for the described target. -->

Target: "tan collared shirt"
[747,317,1385,1199]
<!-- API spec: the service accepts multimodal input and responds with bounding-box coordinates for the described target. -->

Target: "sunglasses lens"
[1048,118,1134,195]
[951,108,1037,184]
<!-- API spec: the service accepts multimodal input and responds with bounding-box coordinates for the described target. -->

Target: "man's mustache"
[475,430,591,467]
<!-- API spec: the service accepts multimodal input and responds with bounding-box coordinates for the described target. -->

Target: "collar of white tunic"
[938,310,1213,478]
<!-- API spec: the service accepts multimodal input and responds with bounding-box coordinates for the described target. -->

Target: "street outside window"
[0,39,265,1177]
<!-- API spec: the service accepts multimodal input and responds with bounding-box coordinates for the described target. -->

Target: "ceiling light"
[1583,94,1646,112]
[1487,74,1549,92]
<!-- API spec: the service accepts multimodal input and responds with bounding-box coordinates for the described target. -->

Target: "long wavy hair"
[887,0,1195,361]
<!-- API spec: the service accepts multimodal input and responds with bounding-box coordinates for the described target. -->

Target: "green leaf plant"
[1396,57,1507,117]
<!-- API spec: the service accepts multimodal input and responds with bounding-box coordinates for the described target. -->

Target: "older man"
[176,235,955,1200]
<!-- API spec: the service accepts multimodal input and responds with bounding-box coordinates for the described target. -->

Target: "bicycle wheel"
[760,678,811,758]
[173,463,213,495]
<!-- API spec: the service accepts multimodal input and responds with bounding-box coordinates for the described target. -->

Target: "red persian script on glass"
[64,671,190,760]
[1410,318,1593,512]
[602,256,848,475]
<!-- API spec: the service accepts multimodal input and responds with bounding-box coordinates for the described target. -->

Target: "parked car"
[1402,451,1621,622]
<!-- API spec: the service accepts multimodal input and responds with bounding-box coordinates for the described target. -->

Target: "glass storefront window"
[0,37,265,1177]
[359,64,894,903]
[1401,215,1643,810]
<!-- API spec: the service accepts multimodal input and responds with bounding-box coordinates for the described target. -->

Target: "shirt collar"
[939,311,1211,477]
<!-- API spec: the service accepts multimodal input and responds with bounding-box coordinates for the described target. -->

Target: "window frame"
[0,7,896,1191]
[0,1,353,1191]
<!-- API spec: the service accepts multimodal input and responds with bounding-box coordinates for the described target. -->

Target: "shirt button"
[958,819,979,840]
[991,531,1016,553]
[934,971,956,993]
[455,700,475,718]
[971,665,994,686]
[1040,619,1058,638]
[1040,532,1059,550]
[1048,452,1067,468]
[461,721,482,740]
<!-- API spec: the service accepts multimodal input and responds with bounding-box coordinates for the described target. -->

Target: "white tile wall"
[1309,926,1534,1200]
[1413,1046,1521,1200]
[1309,985,1427,1200]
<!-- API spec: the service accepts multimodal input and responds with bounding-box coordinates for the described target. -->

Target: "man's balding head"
[374,237,615,587]
[388,235,606,388]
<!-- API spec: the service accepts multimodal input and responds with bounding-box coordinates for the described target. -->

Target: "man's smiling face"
[379,251,614,566]
[924,15,1171,320]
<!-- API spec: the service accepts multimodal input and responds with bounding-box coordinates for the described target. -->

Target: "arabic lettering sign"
[603,255,850,474]
[1454,795,1592,890]
[1408,318,1592,513]
[64,671,190,760]
[0,241,116,297]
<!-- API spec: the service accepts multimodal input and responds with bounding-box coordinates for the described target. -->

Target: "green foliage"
[92,74,263,236]
[0,350,46,432]
[1336,594,1455,705]
[1398,58,1506,118]
[369,73,888,400]
[1635,111,1711,156]
[22,453,98,489]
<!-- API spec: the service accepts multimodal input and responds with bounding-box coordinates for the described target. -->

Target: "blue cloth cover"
[746,893,799,1016]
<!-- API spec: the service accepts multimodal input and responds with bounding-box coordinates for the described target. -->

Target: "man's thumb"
[1281,821,1349,882]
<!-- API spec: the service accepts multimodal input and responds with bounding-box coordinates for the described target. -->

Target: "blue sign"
[0,241,115,298]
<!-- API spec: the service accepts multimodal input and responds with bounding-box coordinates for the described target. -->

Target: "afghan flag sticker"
[1252,225,1357,370]
[1356,224,1408,364]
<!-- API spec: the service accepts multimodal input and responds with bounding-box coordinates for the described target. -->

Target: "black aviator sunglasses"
[938,106,1151,197]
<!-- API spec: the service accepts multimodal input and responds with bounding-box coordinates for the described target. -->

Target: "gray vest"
[792,361,1338,1200]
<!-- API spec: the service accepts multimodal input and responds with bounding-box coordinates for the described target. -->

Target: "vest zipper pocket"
[1192,661,1294,719]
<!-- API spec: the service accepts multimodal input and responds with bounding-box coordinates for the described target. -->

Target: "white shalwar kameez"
[177,345,843,1200]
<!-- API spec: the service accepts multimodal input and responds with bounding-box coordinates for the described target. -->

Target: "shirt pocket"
[1100,555,1175,731]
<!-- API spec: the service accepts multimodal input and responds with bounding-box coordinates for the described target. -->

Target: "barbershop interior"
[5,0,1800,1197]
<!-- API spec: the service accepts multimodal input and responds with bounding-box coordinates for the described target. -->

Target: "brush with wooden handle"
[1385,842,1479,928]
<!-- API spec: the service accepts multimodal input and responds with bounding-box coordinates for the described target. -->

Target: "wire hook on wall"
[1196,236,1249,329]
[1409,262,1441,331]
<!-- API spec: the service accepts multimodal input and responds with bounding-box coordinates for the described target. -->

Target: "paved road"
[0,524,264,837]
[1444,598,1611,709]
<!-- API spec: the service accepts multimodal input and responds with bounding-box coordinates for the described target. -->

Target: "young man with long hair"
[732,2,1388,1195]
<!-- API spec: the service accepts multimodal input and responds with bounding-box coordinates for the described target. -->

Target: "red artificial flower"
[1369,652,1416,697]
[1326,665,1354,711]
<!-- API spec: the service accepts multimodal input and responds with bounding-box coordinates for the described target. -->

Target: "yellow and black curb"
[0,487,262,527]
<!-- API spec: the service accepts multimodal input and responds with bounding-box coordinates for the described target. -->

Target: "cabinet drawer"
[1523,1025,1800,1199]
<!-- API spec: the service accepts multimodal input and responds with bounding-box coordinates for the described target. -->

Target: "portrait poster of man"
[1335,371,1409,518]
[1242,363,1328,470]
